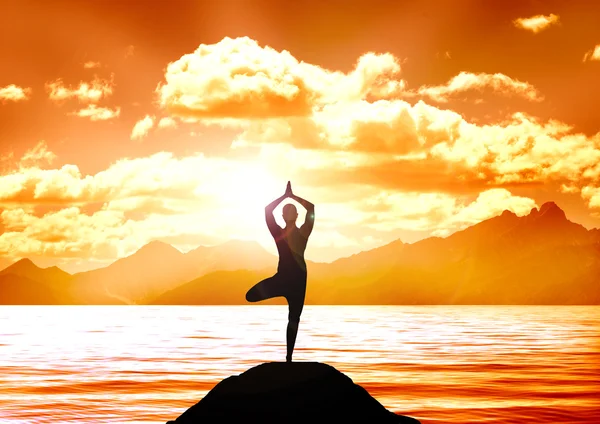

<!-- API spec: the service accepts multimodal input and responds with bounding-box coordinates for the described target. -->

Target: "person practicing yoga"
[245,181,315,362]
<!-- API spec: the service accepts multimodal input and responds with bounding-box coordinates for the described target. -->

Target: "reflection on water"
[1,306,599,423]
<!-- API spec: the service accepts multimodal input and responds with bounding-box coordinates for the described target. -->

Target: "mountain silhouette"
[151,269,279,305]
[0,241,276,305]
[0,259,73,304]
[305,202,600,304]
[69,241,187,304]
[68,240,276,304]
[0,258,72,283]
[2,202,600,305]
[150,202,600,305]
[0,274,60,304]
[185,239,277,275]
[0,257,15,273]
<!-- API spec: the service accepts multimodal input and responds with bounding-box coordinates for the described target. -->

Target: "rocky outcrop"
[166,362,420,423]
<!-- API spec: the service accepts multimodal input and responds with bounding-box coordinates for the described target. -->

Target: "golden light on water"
[1,306,599,423]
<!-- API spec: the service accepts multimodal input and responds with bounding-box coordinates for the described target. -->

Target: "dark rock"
[166,362,420,423]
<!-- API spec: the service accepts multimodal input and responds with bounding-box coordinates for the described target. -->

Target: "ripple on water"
[0,305,599,424]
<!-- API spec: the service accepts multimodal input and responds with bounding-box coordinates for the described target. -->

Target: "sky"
[1,0,599,273]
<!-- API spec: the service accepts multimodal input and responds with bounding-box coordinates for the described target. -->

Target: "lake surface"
[0,306,599,423]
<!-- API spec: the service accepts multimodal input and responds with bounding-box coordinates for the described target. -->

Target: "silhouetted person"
[246,181,315,362]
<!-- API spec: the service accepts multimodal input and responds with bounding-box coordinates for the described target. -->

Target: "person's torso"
[275,226,308,274]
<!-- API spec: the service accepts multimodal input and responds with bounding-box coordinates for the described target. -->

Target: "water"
[0,306,599,423]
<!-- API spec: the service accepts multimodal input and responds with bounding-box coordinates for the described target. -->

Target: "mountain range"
[1,202,599,305]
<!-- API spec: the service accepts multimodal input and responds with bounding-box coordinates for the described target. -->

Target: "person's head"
[282,203,298,225]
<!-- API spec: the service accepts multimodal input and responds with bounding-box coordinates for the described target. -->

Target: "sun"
[217,162,286,218]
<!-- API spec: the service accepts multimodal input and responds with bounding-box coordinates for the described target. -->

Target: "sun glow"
[220,163,281,204]
[216,162,284,225]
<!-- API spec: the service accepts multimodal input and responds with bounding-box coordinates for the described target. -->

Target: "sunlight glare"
[217,162,283,224]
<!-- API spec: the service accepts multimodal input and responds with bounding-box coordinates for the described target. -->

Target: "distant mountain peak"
[8,258,38,270]
[538,201,566,221]
[15,257,35,265]
[501,209,516,217]
[145,240,172,247]
[540,201,559,211]
[387,238,404,247]
[46,265,72,276]
[136,240,181,255]
[0,258,72,277]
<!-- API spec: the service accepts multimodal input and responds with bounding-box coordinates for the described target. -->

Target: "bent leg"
[245,274,285,303]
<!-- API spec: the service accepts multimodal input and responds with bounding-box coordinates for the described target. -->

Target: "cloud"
[46,76,114,104]
[429,113,600,187]
[156,36,405,120]
[583,45,600,62]
[202,41,597,211]
[412,72,543,103]
[581,186,600,208]
[317,187,536,237]
[0,152,235,207]
[83,61,101,69]
[0,120,593,266]
[234,96,600,207]
[234,99,461,152]
[440,188,536,232]
[0,84,32,102]
[0,207,122,259]
[157,117,178,129]
[0,204,226,262]
[68,104,121,121]
[0,147,541,264]
[131,115,155,140]
[1,141,58,172]
[6,36,600,264]
[0,152,284,261]
[19,141,57,168]
[513,13,560,33]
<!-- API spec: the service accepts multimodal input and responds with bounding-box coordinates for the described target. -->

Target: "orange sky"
[1,0,600,272]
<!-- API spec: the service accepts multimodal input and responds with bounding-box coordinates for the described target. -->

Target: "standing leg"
[286,319,300,363]
[285,282,306,362]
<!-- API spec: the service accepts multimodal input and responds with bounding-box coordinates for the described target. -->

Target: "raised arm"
[265,193,287,237]
[290,193,315,238]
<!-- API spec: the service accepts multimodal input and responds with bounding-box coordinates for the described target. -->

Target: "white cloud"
[46,76,114,103]
[83,61,101,69]
[0,84,32,102]
[156,36,405,120]
[131,115,155,140]
[413,72,542,103]
[157,117,178,129]
[583,45,600,62]
[19,141,57,168]
[513,14,560,33]
[69,104,121,121]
